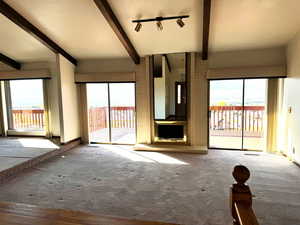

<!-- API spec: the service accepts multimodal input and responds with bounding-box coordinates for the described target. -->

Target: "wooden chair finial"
[232,165,250,185]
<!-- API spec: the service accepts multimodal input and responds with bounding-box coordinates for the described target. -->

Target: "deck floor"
[90,128,136,144]
[0,145,299,225]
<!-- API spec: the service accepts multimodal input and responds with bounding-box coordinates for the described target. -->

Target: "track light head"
[177,18,185,27]
[135,22,142,32]
[156,21,163,31]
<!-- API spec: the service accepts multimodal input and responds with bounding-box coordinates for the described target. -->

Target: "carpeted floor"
[0,144,299,225]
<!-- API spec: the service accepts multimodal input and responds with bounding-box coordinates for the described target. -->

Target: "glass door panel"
[87,83,110,143]
[109,83,136,144]
[209,80,244,149]
[7,79,45,131]
[243,79,267,151]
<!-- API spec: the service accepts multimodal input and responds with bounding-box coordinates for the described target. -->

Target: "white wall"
[48,59,61,136]
[57,54,80,143]
[209,47,286,69]
[76,58,135,73]
[282,31,300,163]
[188,53,208,147]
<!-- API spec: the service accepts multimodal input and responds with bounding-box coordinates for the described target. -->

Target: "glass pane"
[9,79,45,130]
[243,79,267,151]
[87,83,110,143]
[109,83,136,144]
[209,80,243,149]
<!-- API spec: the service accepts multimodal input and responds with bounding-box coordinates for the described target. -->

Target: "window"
[6,79,45,131]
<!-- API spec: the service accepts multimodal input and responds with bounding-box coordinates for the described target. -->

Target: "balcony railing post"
[230,165,252,225]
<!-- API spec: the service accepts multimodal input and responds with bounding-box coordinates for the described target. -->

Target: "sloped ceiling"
[4,0,128,60]
[0,14,54,62]
[210,0,300,51]
[1,0,300,63]
[108,0,202,55]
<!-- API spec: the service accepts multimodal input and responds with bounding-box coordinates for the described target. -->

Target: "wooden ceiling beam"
[93,0,140,64]
[0,1,77,66]
[0,53,21,70]
[202,0,211,60]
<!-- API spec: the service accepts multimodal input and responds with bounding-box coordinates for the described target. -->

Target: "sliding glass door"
[243,79,267,150]
[209,80,244,149]
[209,79,267,151]
[6,79,45,132]
[109,83,136,144]
[87,83,110,143]
[87,83,136,144]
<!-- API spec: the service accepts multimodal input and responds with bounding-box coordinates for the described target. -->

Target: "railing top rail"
[12,109,44,113]
[89,106,135,110]
[210,106,265,111]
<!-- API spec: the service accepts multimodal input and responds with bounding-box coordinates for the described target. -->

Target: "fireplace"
[154,121,187,143]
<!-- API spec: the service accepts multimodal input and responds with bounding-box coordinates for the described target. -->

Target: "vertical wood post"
[230,165,252,225]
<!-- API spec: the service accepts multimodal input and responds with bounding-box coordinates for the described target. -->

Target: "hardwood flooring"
[0,201,179,225]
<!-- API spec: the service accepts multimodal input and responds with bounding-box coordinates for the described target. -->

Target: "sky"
[10,79,44,109]
[10,79,265,110]
[87,83,135,107]
[10,81,135,110]
[210,79,267,106]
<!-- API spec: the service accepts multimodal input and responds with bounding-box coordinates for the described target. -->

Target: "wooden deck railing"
[88,106,135,132]
[110,107,135,129]
[210,106,265,137]
[230,165,260,225]
[12,109,45,129]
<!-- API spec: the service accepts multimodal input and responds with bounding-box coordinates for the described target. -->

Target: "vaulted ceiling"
[0,0,300,64]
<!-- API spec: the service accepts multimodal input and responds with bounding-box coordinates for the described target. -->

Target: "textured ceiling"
[4,0,128,60]
[0,14,54,62]
[1,0,300,62]
[108,0,202,55]
[210,0,300,51]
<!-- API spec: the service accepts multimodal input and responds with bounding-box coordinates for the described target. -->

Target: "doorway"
[87,83,136,144]
[209,79,267,151]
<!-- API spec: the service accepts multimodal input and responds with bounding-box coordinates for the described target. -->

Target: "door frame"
[86,82,137,145]
[3,79,48,136]
[207,78,267,151]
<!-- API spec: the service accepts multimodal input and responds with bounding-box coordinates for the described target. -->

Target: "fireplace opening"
[157,124,184,139]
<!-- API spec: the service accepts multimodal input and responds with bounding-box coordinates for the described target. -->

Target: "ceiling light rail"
[132,15,189,32]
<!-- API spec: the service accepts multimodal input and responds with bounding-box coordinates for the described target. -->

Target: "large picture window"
[6,79,45,132]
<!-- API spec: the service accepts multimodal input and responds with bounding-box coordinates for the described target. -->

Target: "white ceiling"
[0,14,54,62]
[210,0,300,51]
[1,0,300,63]
[108,0,202,55]
[4,0,128,60]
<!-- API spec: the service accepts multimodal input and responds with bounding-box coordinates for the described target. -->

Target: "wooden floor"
[0,201,179,225]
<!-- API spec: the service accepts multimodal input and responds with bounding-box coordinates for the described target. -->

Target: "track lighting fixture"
[156,21,163,31]
[135,22,142,32]
[176,18,185,28]
[132,15,189,32]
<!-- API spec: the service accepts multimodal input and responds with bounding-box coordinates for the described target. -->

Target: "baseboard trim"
[294,161,300,168]
[61,137,81,145]
[0,138,81,184]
